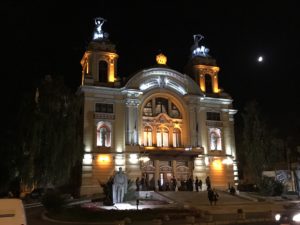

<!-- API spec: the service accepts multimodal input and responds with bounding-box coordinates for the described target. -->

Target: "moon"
[257,56,263,62]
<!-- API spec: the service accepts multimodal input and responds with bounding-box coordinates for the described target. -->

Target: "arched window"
[97,124,111,147]
[172,128,181,147]
[157,127,169,147]
[205,74,213,93]
[98,60,108,83]
[143,126,152,146]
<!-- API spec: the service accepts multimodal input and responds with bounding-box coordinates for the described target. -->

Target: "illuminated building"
[79,18,238,195]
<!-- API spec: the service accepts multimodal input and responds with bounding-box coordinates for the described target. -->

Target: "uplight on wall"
[115,154,125,166]
[129,154,139,164]
[204,156,209,166]
[83,154,92,165]
[222,157,233,165]
[139,156,150,163]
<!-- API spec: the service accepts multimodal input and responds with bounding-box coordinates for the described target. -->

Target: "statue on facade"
[93,17,106,40]
[112,167,128,203]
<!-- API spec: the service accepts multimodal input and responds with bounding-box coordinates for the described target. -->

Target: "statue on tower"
[192,34,210,57]
[93,17,107,40]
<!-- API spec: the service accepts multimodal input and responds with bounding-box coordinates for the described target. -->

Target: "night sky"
[3,1,300,137]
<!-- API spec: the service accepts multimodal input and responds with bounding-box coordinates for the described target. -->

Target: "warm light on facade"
[108,63,115,82]
[212,159,223,170]
[97,154,110,164]
[174,123,180,129]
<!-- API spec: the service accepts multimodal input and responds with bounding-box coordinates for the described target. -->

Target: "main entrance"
[141,159,192,191]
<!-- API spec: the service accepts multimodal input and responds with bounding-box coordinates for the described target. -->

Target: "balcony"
[139,145,204,157]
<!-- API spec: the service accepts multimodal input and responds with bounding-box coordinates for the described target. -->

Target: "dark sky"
[3,1,300,136]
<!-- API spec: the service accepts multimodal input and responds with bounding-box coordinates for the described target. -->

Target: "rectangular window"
[206,112,221,121]
[95,103,113,113]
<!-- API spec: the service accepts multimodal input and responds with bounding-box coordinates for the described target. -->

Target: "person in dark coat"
[195,177,199,192]
[212,188,219,205]
[205,176,211,190]
[207,187,214,206]
[199,179,203,191]
[135,177,140,191]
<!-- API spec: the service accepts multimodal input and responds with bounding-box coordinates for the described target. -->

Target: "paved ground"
[26,190,300,225]
[153,190,298,224]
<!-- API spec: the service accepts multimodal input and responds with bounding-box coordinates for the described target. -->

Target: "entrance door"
[159,172,173,191]
[146,173,155,190]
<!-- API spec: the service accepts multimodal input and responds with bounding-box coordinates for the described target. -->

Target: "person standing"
[195,177,199,192]
[199,179,203,191]
[135,177,140,191]
[171,176,177,191]
[205,176,211,190]
[212,188,219,205]
[207,187,214,206]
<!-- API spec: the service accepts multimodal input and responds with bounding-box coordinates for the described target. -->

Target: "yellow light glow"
[174,123,180,129]
[108,63,115,82]
[212,159,223,171]
[156,53,167,65]
[97,154,110,164]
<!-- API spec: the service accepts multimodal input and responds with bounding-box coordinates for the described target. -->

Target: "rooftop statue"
[192,34,210,57]
[93,17,106,40]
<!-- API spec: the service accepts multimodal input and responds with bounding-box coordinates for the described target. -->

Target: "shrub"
[258,176,284,196]
[41,189,67,212]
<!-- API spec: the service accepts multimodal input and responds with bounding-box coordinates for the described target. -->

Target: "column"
[154,160,160,191]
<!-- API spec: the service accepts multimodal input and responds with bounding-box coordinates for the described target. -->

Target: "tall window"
[207,112,220,121]
[95,103,113,113]
[97,124,111,147]
[157,127,169,147]
[209,128,222,150]
[172,128,181,147]
[143,126,152,146]
[98,60,108,83]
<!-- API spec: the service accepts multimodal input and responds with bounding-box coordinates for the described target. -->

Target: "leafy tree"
[16,75,83,190]
[239,101,284,183]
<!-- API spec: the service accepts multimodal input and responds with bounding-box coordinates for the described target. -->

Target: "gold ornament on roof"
[156,53,167,65]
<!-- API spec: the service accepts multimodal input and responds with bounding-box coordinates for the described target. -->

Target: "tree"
[239,100,284,183]
[16,75,83,191]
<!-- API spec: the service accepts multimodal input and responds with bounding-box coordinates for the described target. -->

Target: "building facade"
[79,19,238,195]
